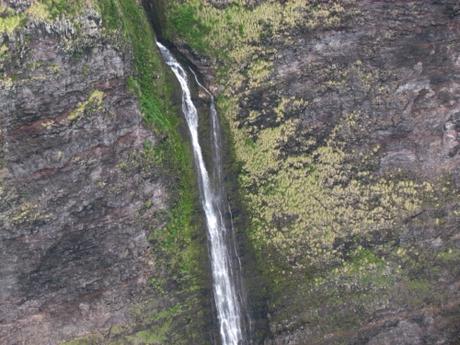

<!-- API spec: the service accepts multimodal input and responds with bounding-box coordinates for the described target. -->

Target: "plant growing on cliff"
[94,1,210,343]
[67,89,105,122]
[0,6,24,34]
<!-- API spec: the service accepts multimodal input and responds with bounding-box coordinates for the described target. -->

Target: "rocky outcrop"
[0,4,181,345]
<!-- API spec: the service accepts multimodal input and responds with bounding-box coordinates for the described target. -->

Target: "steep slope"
[0,1,213,344]
[159,1,460,344]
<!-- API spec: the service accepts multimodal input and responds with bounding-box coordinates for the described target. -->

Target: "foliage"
[219,93,431,275]
[67,90,105,122]
[168,3,210,53]
[26,2,52,20]
[40,0,84,18]
[0,6,24,34]
[0,0,86,36]
[165,0,348,62]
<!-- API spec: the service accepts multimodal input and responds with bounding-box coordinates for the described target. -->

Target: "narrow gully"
[156,41,250,345]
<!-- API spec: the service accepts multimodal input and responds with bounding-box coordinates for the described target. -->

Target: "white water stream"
[156,42,245,345]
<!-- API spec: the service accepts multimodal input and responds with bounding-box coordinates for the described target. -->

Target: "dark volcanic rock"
[0,9,168,345]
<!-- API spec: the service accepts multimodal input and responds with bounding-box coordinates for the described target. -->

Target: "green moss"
[168,3,210,53]
[0,13,24,34]
[406,279,431,295]
[40,0,84,18]
[97,0,121,30]
[247,59,272,87]
[116,304,183,344]
[61,336,102,345]
[164,0,349,62]
[0,43,8,61]
[68,90,105,122]
[26,2,52,20]
[0,0,86,36]
[127,330,164,345]
[436,247,460,264]
[216,90,428,279]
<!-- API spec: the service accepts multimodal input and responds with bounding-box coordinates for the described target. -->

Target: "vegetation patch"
[68,90,105,122]
[0,0,86,36]
[164,0,350,62]
[26,2,52,21]
[39,0,85,18]
[0,6,24,34]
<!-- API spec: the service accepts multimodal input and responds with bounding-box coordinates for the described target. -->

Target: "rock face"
[0,6,169,345]
[159,0,460,344]
[2,1,460,344]
[256,2,460,342]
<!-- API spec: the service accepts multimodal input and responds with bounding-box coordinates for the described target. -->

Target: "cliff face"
[0,2,212,345]
[2,1,459,345]
[1,10,156,345]
[160,1,460,344]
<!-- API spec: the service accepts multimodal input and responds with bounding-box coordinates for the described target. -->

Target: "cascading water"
[156,42,247,345]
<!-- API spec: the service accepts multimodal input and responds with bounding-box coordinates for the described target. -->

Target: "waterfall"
[156,42,247,345]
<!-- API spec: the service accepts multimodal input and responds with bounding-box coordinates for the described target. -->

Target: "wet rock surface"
[0,9,168,345]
